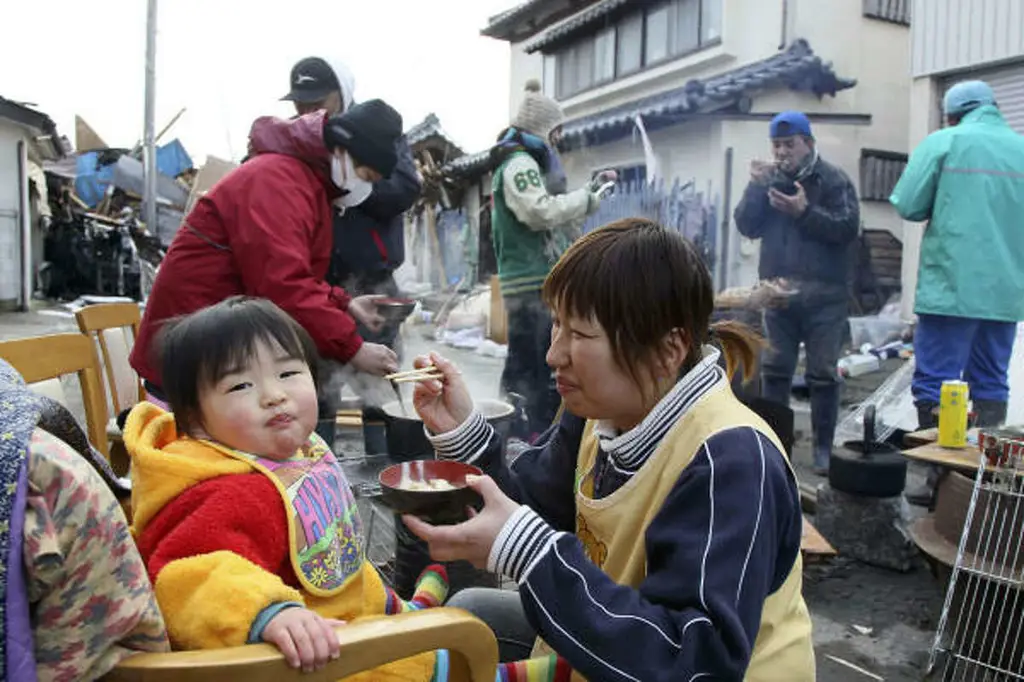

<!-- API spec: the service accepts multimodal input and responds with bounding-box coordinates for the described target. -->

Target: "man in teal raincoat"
[890,80,1024,502]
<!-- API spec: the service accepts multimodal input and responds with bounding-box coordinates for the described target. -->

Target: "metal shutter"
[944,61,1024,133]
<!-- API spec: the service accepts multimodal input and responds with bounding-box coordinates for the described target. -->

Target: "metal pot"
[828,404,908,498]
[379,398,516,462]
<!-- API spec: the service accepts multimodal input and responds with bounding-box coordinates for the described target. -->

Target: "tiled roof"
[442,149,491,179]
[0,96,64,159]
[482,0,549,38]
[524,0,630,53]
[406,113,464,156]
[561,39,857,149]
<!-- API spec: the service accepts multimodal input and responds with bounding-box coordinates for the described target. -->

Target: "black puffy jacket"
[328,136,421,284]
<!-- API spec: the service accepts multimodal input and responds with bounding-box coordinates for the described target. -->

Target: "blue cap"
[770,111,812,139]
[943,80,996,116]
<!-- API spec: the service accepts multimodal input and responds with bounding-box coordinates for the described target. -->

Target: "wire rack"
[928,430,1024,681]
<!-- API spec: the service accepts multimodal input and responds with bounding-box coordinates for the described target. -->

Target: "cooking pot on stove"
[829,404,908,498]
[378,398,517,462]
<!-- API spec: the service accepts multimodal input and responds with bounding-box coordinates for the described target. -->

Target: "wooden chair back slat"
[75,302,144,414]
[0,333,109,456]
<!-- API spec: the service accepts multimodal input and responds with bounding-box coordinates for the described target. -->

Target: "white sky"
[1,0,516,163]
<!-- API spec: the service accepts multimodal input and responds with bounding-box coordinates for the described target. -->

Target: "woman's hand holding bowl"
[403,474,519,569]
[411,352,474,434]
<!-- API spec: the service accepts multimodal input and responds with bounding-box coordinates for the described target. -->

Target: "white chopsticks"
[385,366,444,384]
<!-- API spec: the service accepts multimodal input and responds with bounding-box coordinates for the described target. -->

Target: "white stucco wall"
[791,0,912,238]
[0,121,26,309]
[509,42,545,123]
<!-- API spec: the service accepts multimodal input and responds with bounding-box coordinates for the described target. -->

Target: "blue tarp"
[74,152,115,207]
[156,138,193,179]
[73,139,194,208]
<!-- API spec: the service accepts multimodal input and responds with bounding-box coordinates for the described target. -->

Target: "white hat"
[512,79,564,139]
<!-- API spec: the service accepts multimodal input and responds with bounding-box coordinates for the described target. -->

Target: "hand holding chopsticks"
[385,365,444,384]
[408,353,474,435]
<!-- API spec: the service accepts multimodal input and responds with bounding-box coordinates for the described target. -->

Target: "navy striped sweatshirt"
[428,349,804,681]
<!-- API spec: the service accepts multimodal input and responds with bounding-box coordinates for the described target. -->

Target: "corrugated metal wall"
[912,0,1024,77]
[943,62,1024,133]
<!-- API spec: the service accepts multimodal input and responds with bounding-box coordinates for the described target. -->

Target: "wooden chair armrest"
[102,607,498,682]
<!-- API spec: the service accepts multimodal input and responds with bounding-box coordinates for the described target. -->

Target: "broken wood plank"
[801,515,836,558]
[903,426,979,448]
[902,441,980,473]
[335,408,363,428]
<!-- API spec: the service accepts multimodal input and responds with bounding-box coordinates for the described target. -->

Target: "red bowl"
[378,460,482,524]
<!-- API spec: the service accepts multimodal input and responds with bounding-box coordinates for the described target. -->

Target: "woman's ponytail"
[709,319,767,384]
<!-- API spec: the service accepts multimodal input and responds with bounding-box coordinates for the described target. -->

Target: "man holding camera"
[734,111,860,475]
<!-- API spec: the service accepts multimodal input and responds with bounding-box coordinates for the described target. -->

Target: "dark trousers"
[446,588,535,663]
[500,291,559,438]
[912,313,1016,406]
[762,292,849,468]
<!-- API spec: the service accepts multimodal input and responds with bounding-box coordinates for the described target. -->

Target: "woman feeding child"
[406,218,816,681]
[125,296,575,681]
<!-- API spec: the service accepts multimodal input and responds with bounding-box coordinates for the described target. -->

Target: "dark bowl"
[376,297,417,324]
[378,459,482,524]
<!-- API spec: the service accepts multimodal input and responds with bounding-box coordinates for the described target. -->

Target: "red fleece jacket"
[130,112,362,386]
[135,474,299,589]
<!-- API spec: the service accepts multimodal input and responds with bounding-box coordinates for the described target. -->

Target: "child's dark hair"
[158,296,320,435]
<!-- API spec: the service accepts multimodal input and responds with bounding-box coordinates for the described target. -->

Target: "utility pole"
[143,0,158,233]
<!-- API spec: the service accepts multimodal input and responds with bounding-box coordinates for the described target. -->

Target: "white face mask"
[331,153,373,210]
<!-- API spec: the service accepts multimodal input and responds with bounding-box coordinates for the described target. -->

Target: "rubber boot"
[916,402,939,430]
[974,399,1008,428]
[809,382,840,477]
[906,402,941,507]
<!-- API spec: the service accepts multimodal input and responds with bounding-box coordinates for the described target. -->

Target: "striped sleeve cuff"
[425,411,493,463]
[487,505,559,583]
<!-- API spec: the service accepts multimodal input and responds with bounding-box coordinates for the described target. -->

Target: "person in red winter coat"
[130,99,405,405]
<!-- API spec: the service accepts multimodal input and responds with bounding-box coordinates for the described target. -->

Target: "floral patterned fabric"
[25,427,170,680]
[0,358,38,682]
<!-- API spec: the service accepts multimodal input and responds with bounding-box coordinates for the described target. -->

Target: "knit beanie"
[323,99,402,178]
[511,79,565,140]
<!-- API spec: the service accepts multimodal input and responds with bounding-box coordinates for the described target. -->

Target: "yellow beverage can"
[938,380,969,449]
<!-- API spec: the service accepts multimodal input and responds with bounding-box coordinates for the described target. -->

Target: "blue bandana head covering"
[0,358,41,678]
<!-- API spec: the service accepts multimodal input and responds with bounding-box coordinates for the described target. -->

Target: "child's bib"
[218,434,365,597]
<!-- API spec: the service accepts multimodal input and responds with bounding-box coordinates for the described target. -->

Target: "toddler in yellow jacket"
[125,296,444,680]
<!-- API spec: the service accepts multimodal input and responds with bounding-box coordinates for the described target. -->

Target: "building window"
[859,149,908,201]
[542,54,557,98]
[616,13,644,76]
[862,0,910,25]
[554,0,723,100]
[594,26,616,84]
[644,4,671,66]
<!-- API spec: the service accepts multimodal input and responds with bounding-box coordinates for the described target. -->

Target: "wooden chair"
[75,302,144,417]
[75,302,144,474]
[0,333,109,456]
[103,608,499,681]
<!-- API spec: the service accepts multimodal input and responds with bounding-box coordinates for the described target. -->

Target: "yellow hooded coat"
[124,402,436,681]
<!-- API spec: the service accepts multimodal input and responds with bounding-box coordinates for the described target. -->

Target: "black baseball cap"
[281,57,341,103]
